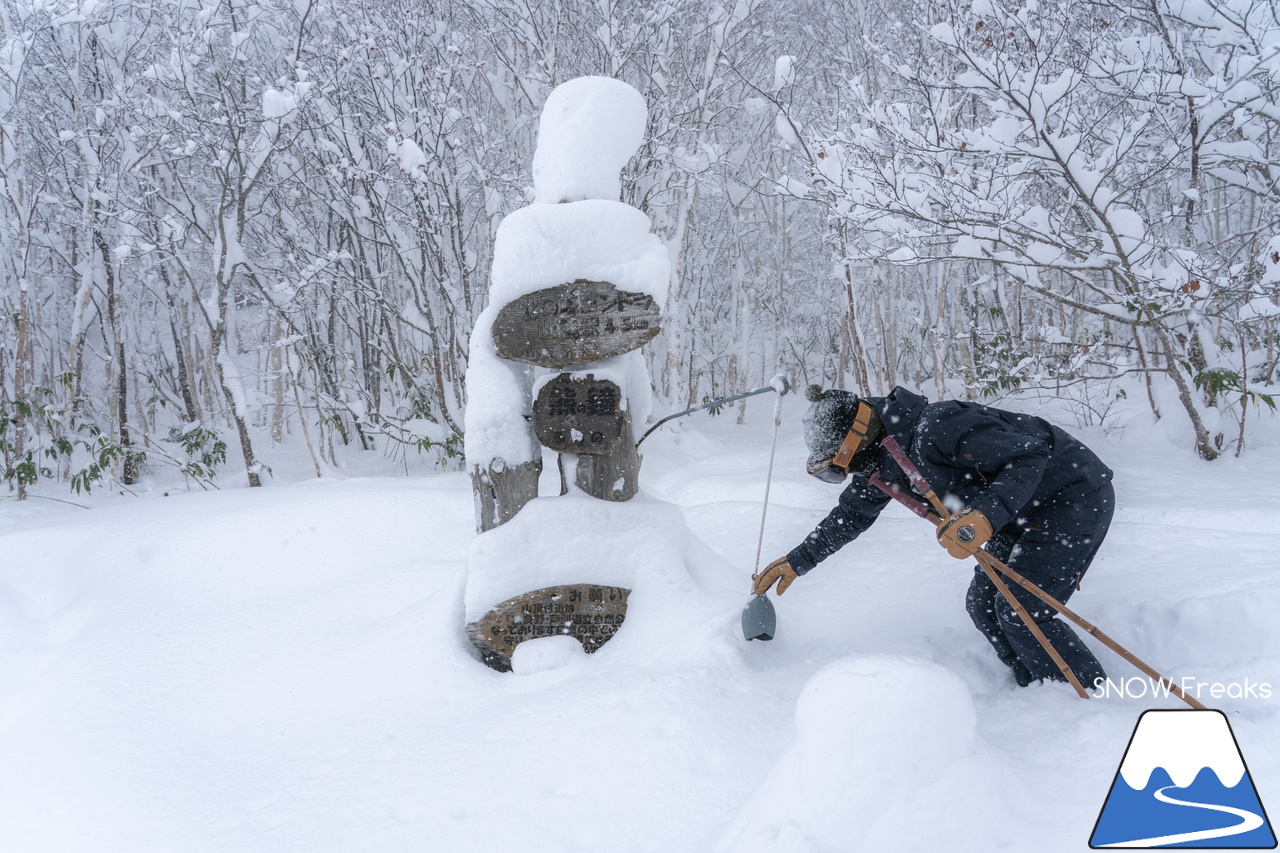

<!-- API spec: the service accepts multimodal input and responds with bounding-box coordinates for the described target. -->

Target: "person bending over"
[753,385,1113,689]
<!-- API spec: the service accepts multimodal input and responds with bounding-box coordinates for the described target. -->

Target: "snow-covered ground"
[2,399,1279,852]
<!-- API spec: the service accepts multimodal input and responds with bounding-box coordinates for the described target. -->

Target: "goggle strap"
[832,401,874,468]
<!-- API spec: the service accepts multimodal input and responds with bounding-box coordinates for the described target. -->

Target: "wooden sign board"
[466,584,631,672]
[532,374,626,455]
[492,280,661,368]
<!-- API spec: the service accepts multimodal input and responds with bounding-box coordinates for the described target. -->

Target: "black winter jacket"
[786,387,1113,574]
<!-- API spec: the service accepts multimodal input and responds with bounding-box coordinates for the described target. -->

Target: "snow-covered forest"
[3,0,1280,497]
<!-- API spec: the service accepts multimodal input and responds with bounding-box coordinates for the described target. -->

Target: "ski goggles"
[805,401,878,483]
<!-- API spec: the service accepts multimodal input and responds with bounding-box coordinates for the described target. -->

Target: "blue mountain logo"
[1091,709,1276,848]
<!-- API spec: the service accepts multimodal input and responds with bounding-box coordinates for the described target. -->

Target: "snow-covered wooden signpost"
[462,77,669,672]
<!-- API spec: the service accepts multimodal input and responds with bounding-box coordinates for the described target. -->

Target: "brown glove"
[936,508,993,559]
[752,557,799,596]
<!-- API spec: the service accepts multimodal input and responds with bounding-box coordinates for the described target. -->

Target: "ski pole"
[871,442,1208,709]
[876,436,1089,696]
[743,376,790,643]
[752,376,790,578]
[636,382,785,447]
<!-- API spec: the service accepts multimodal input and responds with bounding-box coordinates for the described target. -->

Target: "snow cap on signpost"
[531,76,648,205]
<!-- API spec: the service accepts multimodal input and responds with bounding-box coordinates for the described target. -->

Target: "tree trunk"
[212,326,262,487]
[96,229,137,484]
[1149,323,1220,461]
[842,260,871,393]
[12,286,30,500]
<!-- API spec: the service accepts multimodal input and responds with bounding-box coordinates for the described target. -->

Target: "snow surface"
[775,111,802,148]
[531,76,648,204]
[3,402,1280,852]
[773,56,796,91]
[1262,235,1280,286]
[510,634,583,675]
[715,654,1020,853]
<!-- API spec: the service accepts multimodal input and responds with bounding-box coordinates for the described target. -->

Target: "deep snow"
[2,398,1279,852]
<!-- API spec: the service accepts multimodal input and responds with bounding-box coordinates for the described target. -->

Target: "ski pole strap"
[878,434,1087,697]
[868,473,937,522]
[976,547,1209,709]
[879,435,949,517]
[975,554,1090,698]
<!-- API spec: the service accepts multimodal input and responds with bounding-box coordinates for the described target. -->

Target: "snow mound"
[511,634,585,675]
[532,76,647,204]
[465,493,702,624]
[489,199,669,308]
[718,655,1027,853]
[773,56,796,91]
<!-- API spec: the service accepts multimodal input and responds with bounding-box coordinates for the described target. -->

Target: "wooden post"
[573,407,639,501]
[470,457,542,533]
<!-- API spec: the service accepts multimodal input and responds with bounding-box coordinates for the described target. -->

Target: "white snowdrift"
[717,655,1029,853]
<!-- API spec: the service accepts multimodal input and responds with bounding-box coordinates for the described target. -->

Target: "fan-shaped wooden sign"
[467,584,631,672]
[492,280,660,368]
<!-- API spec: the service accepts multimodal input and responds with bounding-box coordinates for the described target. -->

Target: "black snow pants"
[964,481,1114,688]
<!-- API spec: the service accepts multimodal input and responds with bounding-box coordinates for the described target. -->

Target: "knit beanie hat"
[802,385,884,475]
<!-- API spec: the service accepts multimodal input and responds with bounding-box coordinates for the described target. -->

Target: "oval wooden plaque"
[466,584,631,673]
[532,373,626,455]
[492,280,661,368]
